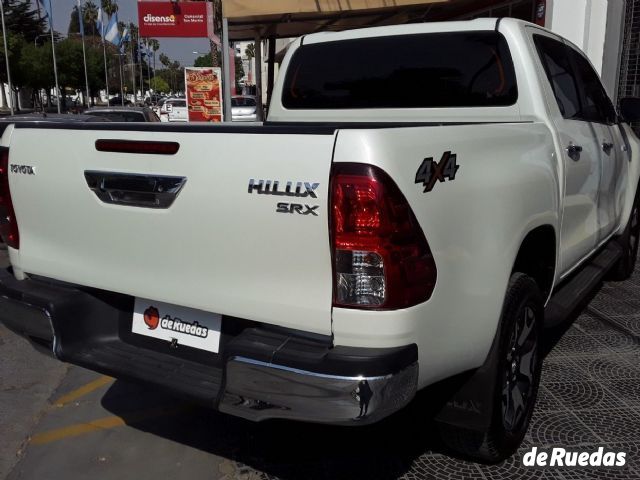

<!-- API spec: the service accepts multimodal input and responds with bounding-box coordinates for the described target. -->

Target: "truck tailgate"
[7,125,336,335]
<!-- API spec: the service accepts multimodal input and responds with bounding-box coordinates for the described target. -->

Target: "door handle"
[566,143,583,159]
[84,171,187,209]
[602,142,614,154]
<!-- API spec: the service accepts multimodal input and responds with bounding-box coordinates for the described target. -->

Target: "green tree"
[193,53,212,68]
[56,38,85,95]
[149,76,169,93]
[19,40,54,107]
[0,0,47,110]
[3,0,47,43]
[245,43,255,60]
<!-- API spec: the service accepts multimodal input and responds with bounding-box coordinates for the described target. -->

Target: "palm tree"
[83,1,99,37]
[148,38,160,78]
[101,0,118,17]
[159,53,170,69]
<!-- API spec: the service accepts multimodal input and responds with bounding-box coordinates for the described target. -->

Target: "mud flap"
[433,319,503,432]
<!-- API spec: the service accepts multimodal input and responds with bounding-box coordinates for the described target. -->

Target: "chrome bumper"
[220,356,418,425]
[0,268,418,425]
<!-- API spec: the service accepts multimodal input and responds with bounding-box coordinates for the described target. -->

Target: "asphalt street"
[1,246,639,480]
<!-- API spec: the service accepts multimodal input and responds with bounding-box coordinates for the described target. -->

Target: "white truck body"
[1,18,638,461]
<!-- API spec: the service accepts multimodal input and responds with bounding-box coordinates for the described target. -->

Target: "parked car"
[145,94,163,106]
[157,97,178,122]
[0,112,110,138]
[165,99,188,122]
[231,95,258,122]
[1,19,639,463]
[84,107,160,122]
[108,96,133,106]
[151,97,167,118]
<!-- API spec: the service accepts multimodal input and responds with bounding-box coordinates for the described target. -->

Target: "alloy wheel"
[501,305,538,433]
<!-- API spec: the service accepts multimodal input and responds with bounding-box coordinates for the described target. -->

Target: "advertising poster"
[184,67,223,122]
[138,1,213,38]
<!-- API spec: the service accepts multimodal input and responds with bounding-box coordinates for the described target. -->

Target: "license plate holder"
[131,297,221,353]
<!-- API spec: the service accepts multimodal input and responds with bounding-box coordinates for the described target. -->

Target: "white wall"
[547,0,625,99]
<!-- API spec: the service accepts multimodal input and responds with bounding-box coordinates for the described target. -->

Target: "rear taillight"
[331,163,436,309]
[0,148,19,249]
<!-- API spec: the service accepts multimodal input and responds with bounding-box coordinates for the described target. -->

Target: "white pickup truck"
[1,18,639,462]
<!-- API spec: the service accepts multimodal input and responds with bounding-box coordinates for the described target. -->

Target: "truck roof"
[301,17,537,45]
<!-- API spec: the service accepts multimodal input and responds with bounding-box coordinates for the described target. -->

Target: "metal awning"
[223,0,452,40]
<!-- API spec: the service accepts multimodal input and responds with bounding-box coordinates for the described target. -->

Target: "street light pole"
[0,1,14,115]
[77,0,91,107]
[49,7,61,113]
[221,17,232,122]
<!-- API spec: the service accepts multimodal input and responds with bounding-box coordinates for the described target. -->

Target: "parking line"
[31,405,191,445]
[53,375,114,407]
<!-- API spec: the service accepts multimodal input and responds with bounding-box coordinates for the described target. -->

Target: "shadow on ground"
[100,375,454,480]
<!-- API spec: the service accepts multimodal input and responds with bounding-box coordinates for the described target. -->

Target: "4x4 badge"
[415,151,459,193]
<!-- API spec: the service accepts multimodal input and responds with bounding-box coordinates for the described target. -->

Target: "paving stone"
[528,411,600,447]
[544,381,627,411]
[578,408,640,442]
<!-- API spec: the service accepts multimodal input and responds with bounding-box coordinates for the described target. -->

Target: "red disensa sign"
[138,1,213,38]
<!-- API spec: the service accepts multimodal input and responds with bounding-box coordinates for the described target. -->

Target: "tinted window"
[534,35,616,124]
[566,47,617,124]
[232,97,257,107]
[282,32,518,109]
[171,101,186,108]
[86,111,146,122]
[534,35,581,119]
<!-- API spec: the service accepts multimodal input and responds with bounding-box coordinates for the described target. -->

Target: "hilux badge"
[248,179,319,198]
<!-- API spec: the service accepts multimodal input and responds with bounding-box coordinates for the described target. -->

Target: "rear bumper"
[232,114,258,122]
[0,268,417,425]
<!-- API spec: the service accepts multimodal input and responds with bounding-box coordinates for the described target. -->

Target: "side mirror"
[620,97,640,122]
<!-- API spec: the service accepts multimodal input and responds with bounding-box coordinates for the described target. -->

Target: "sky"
[45,0,211,65]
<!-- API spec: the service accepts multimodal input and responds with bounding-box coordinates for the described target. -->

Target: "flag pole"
[119,53,124,106]
[139,40,144,101]
[146,40,151,94]
[77,0,90,107]
[102,14,109,105]
[0,0,14,115]
[48,3,61,114]
[129,31,136,105]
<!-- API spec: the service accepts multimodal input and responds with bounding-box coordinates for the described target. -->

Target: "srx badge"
[415,151,459,193]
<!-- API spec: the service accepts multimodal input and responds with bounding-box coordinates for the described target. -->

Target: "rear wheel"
[439,273,543,462]
[610,189,640,281]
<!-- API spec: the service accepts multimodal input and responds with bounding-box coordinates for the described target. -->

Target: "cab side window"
[534,34,616,124]
[566,46,617,124]
[534,35,580,119]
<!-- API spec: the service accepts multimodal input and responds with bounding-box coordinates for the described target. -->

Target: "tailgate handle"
[84,171,187,209]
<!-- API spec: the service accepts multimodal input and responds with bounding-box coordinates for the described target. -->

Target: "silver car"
[231,96,258,122]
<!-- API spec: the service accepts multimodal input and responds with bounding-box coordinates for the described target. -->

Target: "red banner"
[138,1,212,38]
[185,67,223,122]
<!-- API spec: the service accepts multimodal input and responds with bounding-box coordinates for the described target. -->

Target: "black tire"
[610,188,640,281]
[439,273,543,462]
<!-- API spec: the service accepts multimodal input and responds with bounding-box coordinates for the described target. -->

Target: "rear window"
[87,111,146,122]
[282,32,518,109]
[232,97,257,107]
[171,101,186,108]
